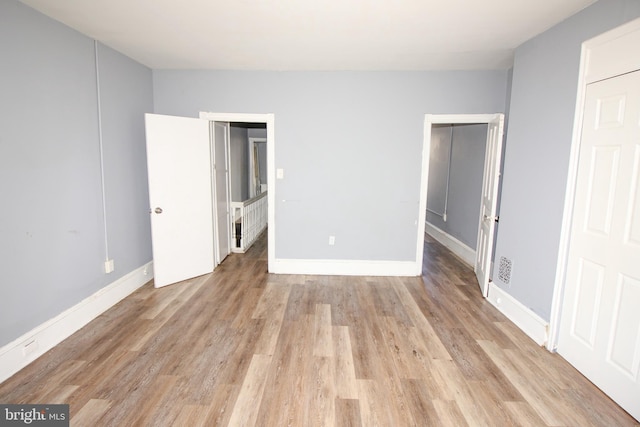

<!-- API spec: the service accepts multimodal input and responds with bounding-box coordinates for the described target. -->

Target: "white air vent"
[498,256,512,285]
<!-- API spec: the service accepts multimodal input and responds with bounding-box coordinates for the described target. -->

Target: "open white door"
[558,70,640,420]
[145,114,214,287]
[212,122,231,265]
[475,114,504,297]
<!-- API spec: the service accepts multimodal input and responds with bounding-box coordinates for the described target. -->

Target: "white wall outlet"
[329,235,335,245]
[276,168,284,179]
[104,259,115,274]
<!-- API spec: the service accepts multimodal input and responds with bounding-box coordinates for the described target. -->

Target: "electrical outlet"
[329,235,335,245]
[104,259,115,274]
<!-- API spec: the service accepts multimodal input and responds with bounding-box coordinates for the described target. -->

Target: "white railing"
[231,191,267,253]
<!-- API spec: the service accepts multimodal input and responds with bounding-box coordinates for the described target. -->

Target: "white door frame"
[416,114,502,277]
[200,112,275,273]
[548,17,640,351]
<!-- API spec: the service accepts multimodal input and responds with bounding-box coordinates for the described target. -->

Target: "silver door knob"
[155,207,163,214]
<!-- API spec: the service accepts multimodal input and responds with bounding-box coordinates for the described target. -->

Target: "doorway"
[425,123,489,266]
[200,112,275,272]
[416,114,505,297]
[144,112,274,289]
[228,123,268,253]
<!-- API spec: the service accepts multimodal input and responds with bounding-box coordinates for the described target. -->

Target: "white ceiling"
[20,0,597,70]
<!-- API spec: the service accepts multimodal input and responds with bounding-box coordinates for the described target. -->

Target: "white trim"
[425,114,499,124]
[549,16,640,352]
[94,41,110,262]
[548,43,588,352]
[417,113,501,277]
[424,222,475,266]
[199,112,275,273]
[583,18,640,84]
[487,281,549,346]
[415,118,432,274]
[0,262,153,383]
[272,259,418,276]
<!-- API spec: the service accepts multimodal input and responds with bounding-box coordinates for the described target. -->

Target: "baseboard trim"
[424,222,476,266]
[0,261,153,383]
[487,281,549,346]
[272,259,418,276]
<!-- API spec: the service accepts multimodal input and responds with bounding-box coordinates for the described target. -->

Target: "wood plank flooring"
[0,232,637,426]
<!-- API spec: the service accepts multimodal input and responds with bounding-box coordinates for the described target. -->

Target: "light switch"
[276,168,284,179]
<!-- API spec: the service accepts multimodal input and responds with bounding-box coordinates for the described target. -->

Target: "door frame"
[416,113,503,281]
[200,112,275,273]
[548,17,640,351]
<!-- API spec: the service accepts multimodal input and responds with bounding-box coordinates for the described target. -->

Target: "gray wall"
[427,124,487,250]
[248,128,267,139]
[0,1,153,347]
[494,0,640,321]
[6,0,632,350]
[98,43,154,279]
[230,125,249,202]
[489,67,514,278]
[153,70,508,261]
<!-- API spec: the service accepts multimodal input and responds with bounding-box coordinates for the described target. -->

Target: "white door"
[213,122,231,265]
[475,114,505,297]
[145,114,215,287]
[558,70,640,420]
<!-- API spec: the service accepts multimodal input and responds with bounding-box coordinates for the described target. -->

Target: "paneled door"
[475,114,504,297]
[558,70,640,420]
[145,114,215,288]
[212,121,231,265]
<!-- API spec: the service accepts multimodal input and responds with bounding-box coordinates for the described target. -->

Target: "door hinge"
[495,216,499,223]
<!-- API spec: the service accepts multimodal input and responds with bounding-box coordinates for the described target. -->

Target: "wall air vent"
[498,256,512,285]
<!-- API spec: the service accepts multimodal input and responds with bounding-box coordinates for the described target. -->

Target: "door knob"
[155,207,163,214]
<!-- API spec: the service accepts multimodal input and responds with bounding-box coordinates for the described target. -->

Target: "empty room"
[1,0,639,425]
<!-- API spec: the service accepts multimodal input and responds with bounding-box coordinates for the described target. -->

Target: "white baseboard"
[272,259,418,276]
[424,222,476,266]
[0,261,153,383]
[487,281,549,346]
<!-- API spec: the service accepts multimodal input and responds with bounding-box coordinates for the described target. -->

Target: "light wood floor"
[1,232,637,426]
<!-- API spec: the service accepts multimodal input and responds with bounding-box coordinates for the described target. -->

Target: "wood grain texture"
[0,231,637,426]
